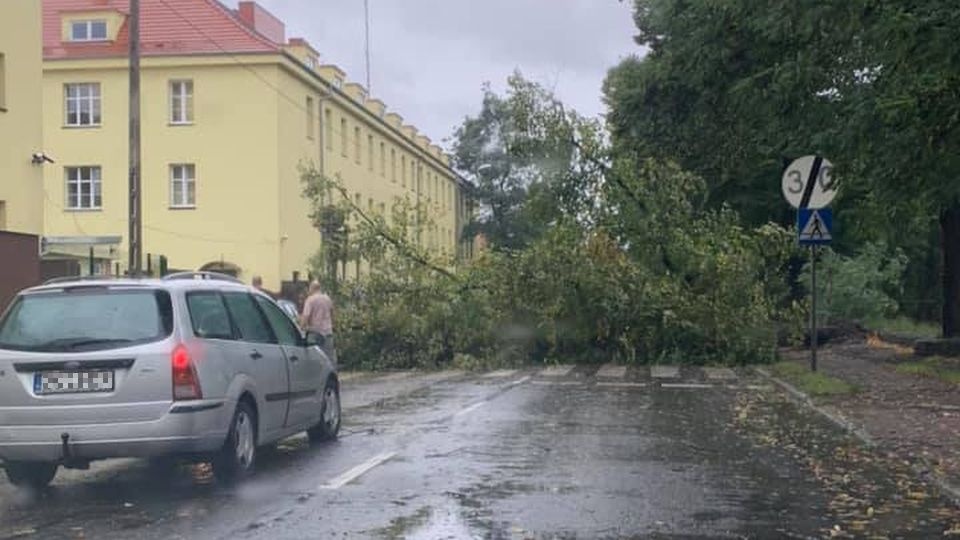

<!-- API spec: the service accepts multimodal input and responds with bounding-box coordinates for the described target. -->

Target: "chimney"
[236,2,285,44]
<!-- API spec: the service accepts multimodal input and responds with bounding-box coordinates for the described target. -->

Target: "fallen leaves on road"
[732,390,960,538]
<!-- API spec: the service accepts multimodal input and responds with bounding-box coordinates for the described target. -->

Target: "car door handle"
[288,355,299,363]
[250,351,263,360]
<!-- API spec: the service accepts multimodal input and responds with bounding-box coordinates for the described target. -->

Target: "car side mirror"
[305,333,323,347]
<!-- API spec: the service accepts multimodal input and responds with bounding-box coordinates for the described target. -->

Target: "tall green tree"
[451,73,605,251]
[606,0,960,335]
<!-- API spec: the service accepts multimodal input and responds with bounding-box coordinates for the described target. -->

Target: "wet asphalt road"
[0,367,951,539]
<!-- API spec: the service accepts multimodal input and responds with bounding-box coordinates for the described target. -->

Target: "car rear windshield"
[0,288,174,352]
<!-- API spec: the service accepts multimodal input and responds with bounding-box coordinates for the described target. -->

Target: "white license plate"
[34,370,115,395]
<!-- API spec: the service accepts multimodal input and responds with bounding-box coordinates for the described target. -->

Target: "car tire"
[308,378,341,444]
[212,400,258,483]
[4,462,58,490]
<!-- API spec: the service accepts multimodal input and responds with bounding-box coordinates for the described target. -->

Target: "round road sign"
[781,155,836,209]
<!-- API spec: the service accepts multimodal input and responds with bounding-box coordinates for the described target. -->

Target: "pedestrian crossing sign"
[798,208,832,245]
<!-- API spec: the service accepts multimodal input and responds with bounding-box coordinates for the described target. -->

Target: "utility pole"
[364,0,371,92]
[128,0,142,274]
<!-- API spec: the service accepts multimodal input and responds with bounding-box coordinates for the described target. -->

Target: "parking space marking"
[704,367,737,380]
[539,365,576,377]
[507,375,531,387]
[531,380,582,386]
[660,383,714,389]
[483,369,518,378]
[596,364,628,378]
[597,382,648,388]
[651,366,680,379]
[319,451,397,490]
[454,402,486,417]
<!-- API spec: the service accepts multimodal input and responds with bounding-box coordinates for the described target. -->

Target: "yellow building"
[40,0,471,288]
[0,0,44,235]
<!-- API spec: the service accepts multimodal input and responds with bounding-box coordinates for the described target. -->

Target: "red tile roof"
[43,0,281,60]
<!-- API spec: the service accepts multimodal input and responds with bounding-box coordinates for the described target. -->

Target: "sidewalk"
[777,338,960,495]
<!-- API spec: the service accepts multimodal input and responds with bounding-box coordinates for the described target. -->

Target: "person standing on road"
[300,281,337,365]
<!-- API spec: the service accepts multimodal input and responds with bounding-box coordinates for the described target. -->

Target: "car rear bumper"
[0,399,230,462]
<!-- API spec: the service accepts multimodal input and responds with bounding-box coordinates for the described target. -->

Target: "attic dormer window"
[333,77,343,89]
[306,56,317,69]
[70,20,108,42]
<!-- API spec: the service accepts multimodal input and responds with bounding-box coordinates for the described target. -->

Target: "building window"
[379,142,386,177]
[401,155,407,187]
[390,149,396,182]
[306,96,314,139]
[340,117,348,156]
[379,202,385,215]
[170,164,196,208]
[65,166,102,210]
[170,80,193,124]
[367,134,374,171]
[65,83,101,127]
[69,20,108,42]
[354,126,361,164]
[367,198,373,212]
[324,109,333,149]
[0,53,6,111]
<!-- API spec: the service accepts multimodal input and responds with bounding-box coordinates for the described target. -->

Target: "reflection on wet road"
[0,366,954,538]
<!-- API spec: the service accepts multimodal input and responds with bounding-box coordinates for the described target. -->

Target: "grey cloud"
[246,0,638,146]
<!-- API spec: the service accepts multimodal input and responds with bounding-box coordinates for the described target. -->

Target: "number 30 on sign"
[781,155,836,209]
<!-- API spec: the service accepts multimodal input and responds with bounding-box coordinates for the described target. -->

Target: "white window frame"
[169,80,194,125]
[64,83,101,127]
[170,164,196,209]
[65,166,102,210]
[69,19,108,42]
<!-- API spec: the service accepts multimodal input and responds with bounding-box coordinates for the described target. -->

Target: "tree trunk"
[941,201,960,337]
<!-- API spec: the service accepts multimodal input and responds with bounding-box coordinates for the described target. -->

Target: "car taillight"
[172,344,202,401]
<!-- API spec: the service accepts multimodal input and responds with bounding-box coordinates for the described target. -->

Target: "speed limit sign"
[781,155,836,209]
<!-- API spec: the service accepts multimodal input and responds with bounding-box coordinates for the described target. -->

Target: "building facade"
[0,0,44,235]
[40,0,471,288]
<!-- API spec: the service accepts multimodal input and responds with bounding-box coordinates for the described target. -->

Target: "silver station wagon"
[0,272,340,489]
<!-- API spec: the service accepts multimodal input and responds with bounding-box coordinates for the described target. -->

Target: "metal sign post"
[810,246,817,371]
[783,156,837,372]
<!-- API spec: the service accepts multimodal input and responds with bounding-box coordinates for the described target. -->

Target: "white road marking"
[597,382,648,388]
[482,369,518,378]
[319,451,397,490]
[743,384,773,391]
[539,365,575,377]
[651,365,680,379]
[507,375,531,387]
[531,380,581,386]
[660,383,713,389]
[378,372,415,382]
[454,402,486,417]
[596,364,628,378]
[703,367,737,380]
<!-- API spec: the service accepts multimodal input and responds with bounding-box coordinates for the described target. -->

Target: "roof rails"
[162,271,244,284]
[43,275,119,286]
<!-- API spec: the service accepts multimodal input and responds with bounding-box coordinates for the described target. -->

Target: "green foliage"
[894,358,960,385]
[800,243,907,324]
[771,361,858,397]
[607,0,960,333]
[865,316,940,339]
[450,73,606,251]
[299,75,803,370]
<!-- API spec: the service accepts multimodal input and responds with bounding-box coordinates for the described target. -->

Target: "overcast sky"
[245,0,640,149]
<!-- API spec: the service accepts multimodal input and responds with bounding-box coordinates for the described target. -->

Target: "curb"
[753,367,875,446]
[753,366,960,505]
